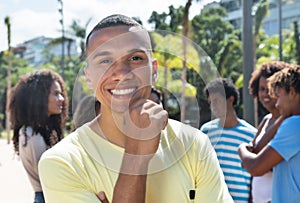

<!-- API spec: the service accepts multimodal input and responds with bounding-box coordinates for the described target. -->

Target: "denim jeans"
[34,192,45,203]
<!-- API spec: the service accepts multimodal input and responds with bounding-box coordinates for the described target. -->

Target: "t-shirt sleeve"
[38,155,101,203]
[270,117,300,161]
[194,133,234,203]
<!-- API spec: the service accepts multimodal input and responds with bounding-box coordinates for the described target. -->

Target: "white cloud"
[11,9,60,44]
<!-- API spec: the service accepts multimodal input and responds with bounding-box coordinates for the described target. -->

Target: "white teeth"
[111,88,135,95]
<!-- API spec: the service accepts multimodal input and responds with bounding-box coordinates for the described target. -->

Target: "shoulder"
[263,113,272,120]
[277,116,300,134]
[167,119,205,137]
[238,119,257,134]
[40,129,81,163]
[200,119,219,132]
[165,119,212,148]
[18,126,45,145]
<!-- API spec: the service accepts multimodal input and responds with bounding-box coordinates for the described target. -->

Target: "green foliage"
[191,6,234,63]
[151,32,200,73]
[253,0,269,36]
[151,32,200,97]
[191,6,243,84]
[0,52,35,130]
[148,5,184,33]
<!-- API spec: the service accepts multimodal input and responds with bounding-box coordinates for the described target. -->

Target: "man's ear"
[289,86,297,98]
[152,59,158,83]
[84,67,93,89]
[227,95,235,106]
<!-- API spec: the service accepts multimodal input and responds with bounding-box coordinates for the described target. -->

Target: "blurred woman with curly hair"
[9,69,68,203]
[247,61,290,203]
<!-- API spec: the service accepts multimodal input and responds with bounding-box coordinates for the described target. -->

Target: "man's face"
[208,92,227,119]
[275,87,292,117]
[85,26,157,112]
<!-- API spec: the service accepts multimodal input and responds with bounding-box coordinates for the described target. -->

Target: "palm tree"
[48,37,74,59]
[293,21,300,64]
[180,0,192,123]
[70,18,92,61]
[253,0,269,65]
[4,16,12,144]
[252,0,269,126]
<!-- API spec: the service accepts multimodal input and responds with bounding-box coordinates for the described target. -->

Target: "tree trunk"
[5,16,12,144]
[181,0,192,123]
[293,21,300,64]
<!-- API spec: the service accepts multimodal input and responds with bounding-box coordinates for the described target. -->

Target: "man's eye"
[130,56,143,61]
[99,59,112,64]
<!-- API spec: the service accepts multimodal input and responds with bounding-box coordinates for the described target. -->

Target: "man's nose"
[111,61,134,81]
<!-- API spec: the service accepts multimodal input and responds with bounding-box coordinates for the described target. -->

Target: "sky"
[0,0,217,52]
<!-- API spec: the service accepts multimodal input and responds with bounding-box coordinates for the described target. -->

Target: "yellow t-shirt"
[39,119,233,203]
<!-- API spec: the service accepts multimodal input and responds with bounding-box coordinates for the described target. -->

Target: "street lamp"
[57,0,65,78]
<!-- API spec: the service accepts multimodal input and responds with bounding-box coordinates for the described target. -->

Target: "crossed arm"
[238,116,285,176]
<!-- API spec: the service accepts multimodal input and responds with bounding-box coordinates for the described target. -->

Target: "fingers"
[97,191,109,203]
[121,100,167,139]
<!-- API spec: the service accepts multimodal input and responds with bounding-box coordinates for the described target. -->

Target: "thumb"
[97,191,109,203]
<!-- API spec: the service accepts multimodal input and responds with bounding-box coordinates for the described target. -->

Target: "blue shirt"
[269,116,300,203]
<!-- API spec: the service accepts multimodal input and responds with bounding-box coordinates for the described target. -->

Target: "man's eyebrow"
[91,48,149,60]
[92,51,111,59]
[127,48,149,54]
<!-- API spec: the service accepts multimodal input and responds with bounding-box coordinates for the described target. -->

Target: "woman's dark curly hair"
[268,65,300,98]
[9,69,68,154]
[248,61,291,98]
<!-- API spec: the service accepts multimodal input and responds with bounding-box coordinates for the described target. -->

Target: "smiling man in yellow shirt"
[39,14,233,203]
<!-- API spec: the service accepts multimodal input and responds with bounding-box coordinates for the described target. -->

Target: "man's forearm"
[112,153,151,203]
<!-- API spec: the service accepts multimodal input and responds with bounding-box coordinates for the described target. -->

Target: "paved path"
[0,139,34,203]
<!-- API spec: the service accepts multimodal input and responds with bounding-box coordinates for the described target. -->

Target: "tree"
[253,0,269,66]
[148,5,184,33]
[4,16,12,144]
[191,6,234,63]
[48,37,75,59]
[168,5,184,33]
[293,21,300,64]
[148,11,170,31]
[69,18,92,61]
[180,0,192,123]
[215,31,243,82]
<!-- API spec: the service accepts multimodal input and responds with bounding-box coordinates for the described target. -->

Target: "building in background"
[13,36,78,66]
[204,0,300,36]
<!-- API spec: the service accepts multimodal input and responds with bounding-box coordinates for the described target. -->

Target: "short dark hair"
[248,61,291,98]
[268,65,300,97]
[205,78,239,106]
[86,14,142,49]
